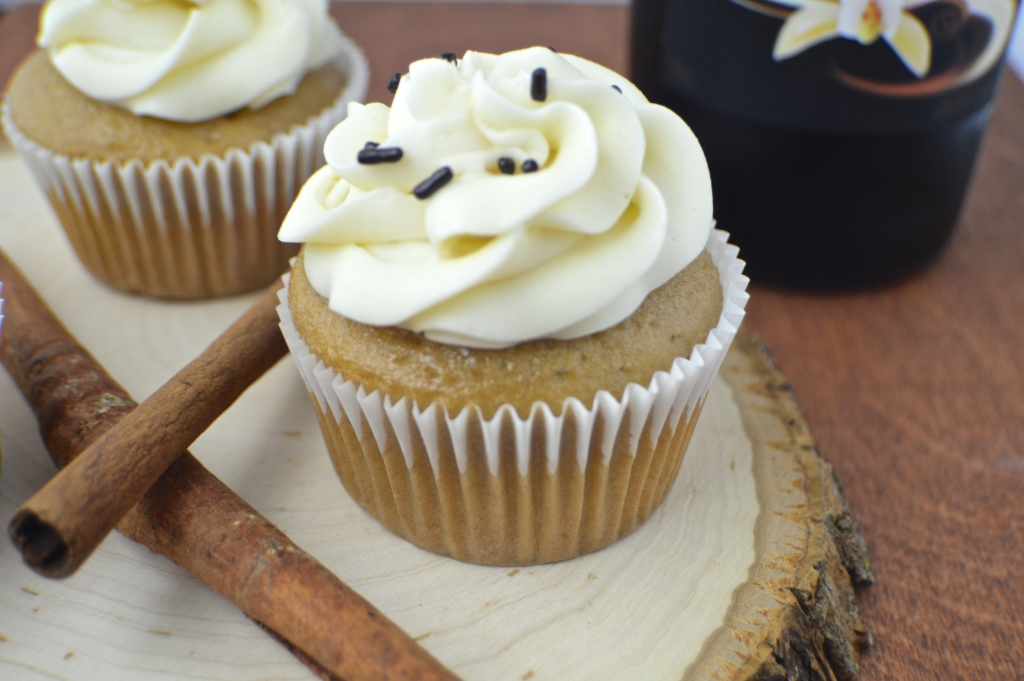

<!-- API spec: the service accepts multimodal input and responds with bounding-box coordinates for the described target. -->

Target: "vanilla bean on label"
[0,249,459,681]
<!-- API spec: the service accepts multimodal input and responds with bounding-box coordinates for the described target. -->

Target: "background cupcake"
[2,0,368,298]
[278,48,748,565]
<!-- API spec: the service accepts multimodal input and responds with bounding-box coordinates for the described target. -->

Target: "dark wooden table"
[3,4,1022,679]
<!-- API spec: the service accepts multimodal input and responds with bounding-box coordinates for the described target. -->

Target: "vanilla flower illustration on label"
[279,48,713,348]
[764,0,1016,82]
[773,0,930,75]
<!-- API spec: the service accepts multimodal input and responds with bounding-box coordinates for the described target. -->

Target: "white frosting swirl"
[37,0,344,122]
[279,48,713,348]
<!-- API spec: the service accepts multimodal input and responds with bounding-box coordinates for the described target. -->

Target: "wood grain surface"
[2,3,1022,680]
[0,144,792,680]
[0,145,874,681]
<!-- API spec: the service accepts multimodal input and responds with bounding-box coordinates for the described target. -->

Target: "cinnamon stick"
[0,250,460,681]
[10,278,288,578]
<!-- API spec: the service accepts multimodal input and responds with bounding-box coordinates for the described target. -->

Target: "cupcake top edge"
[279,47,714,349]
[36,0,345,123]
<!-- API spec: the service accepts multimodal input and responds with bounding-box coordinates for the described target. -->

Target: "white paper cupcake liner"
[279,229,749,564]
[1,33,369,299]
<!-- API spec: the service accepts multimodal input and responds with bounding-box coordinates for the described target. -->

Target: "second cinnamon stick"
[0,249,460,681]
[9,279,288,577]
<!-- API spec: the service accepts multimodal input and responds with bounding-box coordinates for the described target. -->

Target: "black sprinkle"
[363,141,380,149]
[531,68,547,102]
[413,166,454,199]
[547,46,557,53]
[357,147,403,164]
[521,159,539,173]
[612,84,622,93]
[439,52,457,64]
[387,72,401,94]
[497,157,515,175]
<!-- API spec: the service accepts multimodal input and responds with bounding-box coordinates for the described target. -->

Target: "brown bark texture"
[743,336,875,681]
[694,332,875,681]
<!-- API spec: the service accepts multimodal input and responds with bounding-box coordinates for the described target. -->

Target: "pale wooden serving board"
[0,150,869,681]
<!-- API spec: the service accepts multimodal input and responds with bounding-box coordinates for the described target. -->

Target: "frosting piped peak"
[38,0,344,122]
[279,48,713,348]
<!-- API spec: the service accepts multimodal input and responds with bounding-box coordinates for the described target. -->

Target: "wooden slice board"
[0,149,871,681]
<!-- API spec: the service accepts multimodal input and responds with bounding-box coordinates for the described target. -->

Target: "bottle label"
[660,0,1018,133]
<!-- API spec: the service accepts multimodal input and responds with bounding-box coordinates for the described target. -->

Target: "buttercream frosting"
[279,47,713,348]
[37,0,344,122]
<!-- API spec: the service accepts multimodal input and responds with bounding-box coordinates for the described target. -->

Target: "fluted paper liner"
[1,34,369,299]
[278,229,748,565]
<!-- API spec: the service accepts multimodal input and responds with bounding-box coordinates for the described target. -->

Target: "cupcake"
[1,0,368,299]
[277,48,748,565]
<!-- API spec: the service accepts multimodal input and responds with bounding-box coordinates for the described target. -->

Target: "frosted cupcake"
[277,48,748,565]
[2,0,368,298]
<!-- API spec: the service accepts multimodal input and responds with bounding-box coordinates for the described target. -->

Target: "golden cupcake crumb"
[289,248,723,418]
[7,51,349,164]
